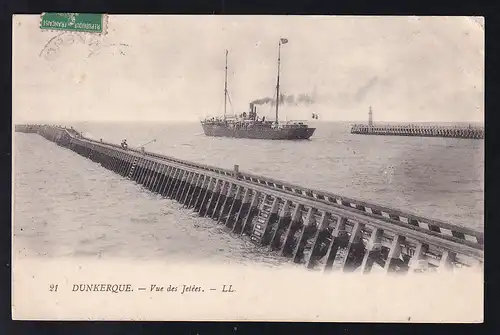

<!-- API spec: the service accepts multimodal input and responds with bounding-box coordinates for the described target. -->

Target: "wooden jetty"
[15,124,484,274]
[350,107,484,139]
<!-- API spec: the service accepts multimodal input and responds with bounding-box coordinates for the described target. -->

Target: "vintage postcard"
[12,14,484,322]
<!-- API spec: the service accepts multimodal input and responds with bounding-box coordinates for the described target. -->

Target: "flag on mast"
[280,38,288,44]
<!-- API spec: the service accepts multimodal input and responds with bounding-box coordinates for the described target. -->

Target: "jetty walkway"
[15,124,484,274]
[350,123,484,139]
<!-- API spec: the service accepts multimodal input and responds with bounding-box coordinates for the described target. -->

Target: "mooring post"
[234,164,241,178]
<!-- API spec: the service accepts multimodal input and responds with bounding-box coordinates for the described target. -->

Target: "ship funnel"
[248,103,259,120]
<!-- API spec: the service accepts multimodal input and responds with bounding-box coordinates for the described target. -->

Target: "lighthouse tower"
[368,106,373,127]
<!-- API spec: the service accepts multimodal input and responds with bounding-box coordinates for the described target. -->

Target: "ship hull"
[201,124,316,140]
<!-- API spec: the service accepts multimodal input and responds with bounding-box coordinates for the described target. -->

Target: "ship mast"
[275,38,288,123]
[224,49,228,120]
[275,41,281,123]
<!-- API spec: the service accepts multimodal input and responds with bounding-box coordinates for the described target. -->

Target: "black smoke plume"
[250,93,316,106]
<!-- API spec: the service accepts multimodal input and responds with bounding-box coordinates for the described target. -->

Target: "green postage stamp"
[40,13,107,34]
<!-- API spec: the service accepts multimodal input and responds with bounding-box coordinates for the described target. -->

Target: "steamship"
[200,39,316,140]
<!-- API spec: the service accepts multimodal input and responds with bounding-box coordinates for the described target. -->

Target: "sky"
[12,15,484,123]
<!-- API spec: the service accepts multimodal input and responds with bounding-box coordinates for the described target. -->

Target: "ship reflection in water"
[201,39,316,140]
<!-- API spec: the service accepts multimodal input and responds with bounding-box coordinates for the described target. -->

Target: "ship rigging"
[200,38,316,140]
[275,37,288,124]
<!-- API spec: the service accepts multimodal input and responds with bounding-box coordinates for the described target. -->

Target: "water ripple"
[13,122,484,262]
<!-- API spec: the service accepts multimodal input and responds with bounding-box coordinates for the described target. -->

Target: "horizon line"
[12,120,485,125]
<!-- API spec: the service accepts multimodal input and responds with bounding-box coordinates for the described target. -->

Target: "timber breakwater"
[350,108,484,139]
[15,124,484,274]
[350,123,484,139]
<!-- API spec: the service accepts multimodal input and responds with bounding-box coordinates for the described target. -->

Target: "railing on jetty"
[350,124,484,139]
[15,124,484,274]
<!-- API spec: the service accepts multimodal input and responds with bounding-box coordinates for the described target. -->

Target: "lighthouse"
[368,106,373,127]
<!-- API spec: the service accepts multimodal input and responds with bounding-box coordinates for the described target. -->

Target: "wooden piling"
[16,124,484,275]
